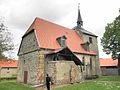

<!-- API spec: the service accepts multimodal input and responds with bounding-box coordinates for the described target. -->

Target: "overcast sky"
[0,0,120,59]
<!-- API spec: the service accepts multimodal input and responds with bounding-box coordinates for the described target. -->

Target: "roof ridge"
[35,17,73,31]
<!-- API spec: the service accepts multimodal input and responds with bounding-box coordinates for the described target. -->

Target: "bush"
[0,76,17,80]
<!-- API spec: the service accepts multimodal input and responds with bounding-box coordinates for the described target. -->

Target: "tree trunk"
[118,54,120,75]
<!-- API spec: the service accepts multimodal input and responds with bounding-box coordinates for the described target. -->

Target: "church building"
[17,6,100,85]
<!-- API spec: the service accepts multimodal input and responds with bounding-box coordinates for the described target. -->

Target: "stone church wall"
[17,31,45,85]
[80,34,100,76]
[17,51,41,85]
[75,54,97,77]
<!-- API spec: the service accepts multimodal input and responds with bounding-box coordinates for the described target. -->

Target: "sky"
[0,0,120,59]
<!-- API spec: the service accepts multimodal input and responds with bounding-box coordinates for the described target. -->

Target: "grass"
[96,76,120,81]
[54,76,120,90]
[0,80,35,90]
[0,76,120,90]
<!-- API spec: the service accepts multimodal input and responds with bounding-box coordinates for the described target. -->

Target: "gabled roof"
[100,58,118,67]
[0,60,18,68]
[24,17,96,55]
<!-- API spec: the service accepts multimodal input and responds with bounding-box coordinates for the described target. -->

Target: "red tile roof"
[100,58,118,67]
[24,17,96,55]
[0,60,18,68]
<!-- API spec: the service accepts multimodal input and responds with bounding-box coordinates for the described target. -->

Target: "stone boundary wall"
[46,61,83,85]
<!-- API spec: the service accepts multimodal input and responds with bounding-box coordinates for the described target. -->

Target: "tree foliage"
[101,14,120,75]
[101,15,120,59]
[0,18,14,59]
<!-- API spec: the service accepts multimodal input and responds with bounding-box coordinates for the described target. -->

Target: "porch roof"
[47,47,83,65]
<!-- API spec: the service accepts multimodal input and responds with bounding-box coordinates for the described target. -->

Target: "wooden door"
[24,71,28,84]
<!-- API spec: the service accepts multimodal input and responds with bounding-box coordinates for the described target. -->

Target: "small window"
[61,38,66,47]
[90,57,92,70]
[24,60,25,64]
[89,37,92,43]
[82,57,85,70]
[7,68,9,70]
[82,57,85,65]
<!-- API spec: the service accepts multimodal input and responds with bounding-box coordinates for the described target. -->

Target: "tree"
[101,13,120,75]
[0,17,14,59]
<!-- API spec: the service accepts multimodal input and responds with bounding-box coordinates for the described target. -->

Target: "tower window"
[81,41,90,51]
[89,37,92,43]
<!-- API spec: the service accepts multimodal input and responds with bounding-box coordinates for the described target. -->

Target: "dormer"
[56,35,67,47]
[81,41,90,51]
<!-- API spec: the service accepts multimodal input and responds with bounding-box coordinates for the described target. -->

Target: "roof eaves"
[82,32,98,37]
[73,26,98,37]
[73,51,96,56]
[17,38,23,56]
[22,29,34,38]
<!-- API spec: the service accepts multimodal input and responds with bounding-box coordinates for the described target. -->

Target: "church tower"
[73,3,100,76]
[77,3,83,27]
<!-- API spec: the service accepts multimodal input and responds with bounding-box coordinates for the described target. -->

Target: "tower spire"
[77,3,83,27]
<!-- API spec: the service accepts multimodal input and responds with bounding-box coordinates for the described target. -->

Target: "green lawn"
[54,76,120,90]
[97,76,120,81]
[0,76,120,90]
[0,80,35,90]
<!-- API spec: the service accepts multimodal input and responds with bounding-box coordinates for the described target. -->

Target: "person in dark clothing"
[46,74,51,90]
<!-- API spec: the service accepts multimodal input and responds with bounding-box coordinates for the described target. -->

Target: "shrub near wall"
[0,76,17,81]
